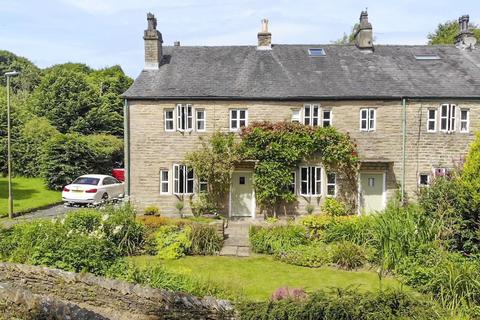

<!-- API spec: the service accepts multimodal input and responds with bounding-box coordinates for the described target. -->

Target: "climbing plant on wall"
[240,121,359,214]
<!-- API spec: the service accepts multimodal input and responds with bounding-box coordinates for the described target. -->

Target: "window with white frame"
[173,164,194,195]
[460,109,470,133]
[427,109,437,132]
[198,178,208,193]
[419,174,430,186]
[160,170,169,194]
[440,104,456,132]
[322,110,332,127]
[360,108,376,131]
[289,171,296,194]
[303,104,319,126]
[291,109,301,123]
[300,166,322,196]
[326,172,336,196]
[176,104,193,132]
[164,109,174,131]
[196,109,206,131]
[230,109,247,131]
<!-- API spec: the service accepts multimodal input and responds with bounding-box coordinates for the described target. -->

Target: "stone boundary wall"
[0,262,235,319]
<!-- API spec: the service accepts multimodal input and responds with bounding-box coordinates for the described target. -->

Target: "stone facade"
[0,262,235,320]
[126,99,479,215]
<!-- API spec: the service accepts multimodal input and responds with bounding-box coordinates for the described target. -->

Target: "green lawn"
[0,177,61,217]
[130,255,406,300]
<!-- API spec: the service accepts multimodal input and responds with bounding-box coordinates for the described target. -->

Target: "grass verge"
[0,177,61,217]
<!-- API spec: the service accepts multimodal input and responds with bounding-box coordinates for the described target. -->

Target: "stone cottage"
[123,12,480,216]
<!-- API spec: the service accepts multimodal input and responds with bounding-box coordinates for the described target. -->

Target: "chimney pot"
[455,14,477,50]
[143,12,163,70]
[354,10,373,51]
[257,18,272,50]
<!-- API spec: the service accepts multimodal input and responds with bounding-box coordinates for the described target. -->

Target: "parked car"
[112,168,125,182]
[62,174,124,206]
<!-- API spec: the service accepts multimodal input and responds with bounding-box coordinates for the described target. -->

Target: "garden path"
[220,220,252,257]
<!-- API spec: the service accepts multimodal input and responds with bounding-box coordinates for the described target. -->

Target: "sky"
[1,0,479,78]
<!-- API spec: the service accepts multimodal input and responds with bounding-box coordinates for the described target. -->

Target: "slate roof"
[123,44,480,100]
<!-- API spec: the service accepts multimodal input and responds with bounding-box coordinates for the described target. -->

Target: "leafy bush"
[396,245,480,310]
[40,133,123,190]
[275,243,331,268]
[0,205,145,274]
[188,223,223,255]
[305,204,315,215]
[373,204,439,269]
[238,288,445,320]
[330,241,367,270]
[322,198,349,216]
[190,193,217,217]
[156,225,192,259]
[136,215,186,230]
[249,225,309,254]
[144,206,160,216]
[271,287,307,301]
[301,214,375,245]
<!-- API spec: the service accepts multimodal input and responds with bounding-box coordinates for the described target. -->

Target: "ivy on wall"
[185,122,359,215]
[240,122,359,214]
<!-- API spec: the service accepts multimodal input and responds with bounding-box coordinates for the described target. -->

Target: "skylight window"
[414,54,441,60]
[308,48,326,57]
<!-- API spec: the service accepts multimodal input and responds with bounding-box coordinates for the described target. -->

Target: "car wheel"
[102,193,109,204]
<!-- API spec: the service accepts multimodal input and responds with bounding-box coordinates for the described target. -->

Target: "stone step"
[219,246,238,256]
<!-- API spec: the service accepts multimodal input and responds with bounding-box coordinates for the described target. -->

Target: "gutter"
[401,98,407,204]
[124,99,131,199]
[121,95,480,102]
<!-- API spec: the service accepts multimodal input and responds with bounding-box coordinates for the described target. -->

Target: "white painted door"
[231,171,254,217]
[360,173,385,213]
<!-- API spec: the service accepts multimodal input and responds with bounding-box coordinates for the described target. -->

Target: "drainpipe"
[124,99,131,199]
[401,98,407,205]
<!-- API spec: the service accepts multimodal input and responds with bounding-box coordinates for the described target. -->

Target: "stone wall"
[127,99,479,214]
[0,262,235,320]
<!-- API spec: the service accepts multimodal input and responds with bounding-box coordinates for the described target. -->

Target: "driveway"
[1,204,78,228]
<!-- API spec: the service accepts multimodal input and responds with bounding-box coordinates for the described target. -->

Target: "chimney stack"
[455,15,477,50]
[143,13,163,70]
[354,11,373,51]
[257,18,272,50]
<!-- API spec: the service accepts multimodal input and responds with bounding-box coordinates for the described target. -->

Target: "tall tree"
[0,50,41,92]
[428,20,480,45]
[29,68,99,134]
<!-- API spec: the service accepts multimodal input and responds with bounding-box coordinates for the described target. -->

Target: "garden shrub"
[396,245,480,310]
[156,225,192,259]
[40,133,123,190]
[188,223,223,255]
[330,241,367,270]
[238,288,445,320]
[0,205,146,274]
[322,198,349,216]
[372,204,439,269]
[275,243,331,268]
[136,215,186,230]
[271,287,307,301]
[249,225,309,254]
[144,206,160,216]
[190,193,218,217]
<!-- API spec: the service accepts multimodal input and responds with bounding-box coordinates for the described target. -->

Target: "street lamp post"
[4,70,20,219]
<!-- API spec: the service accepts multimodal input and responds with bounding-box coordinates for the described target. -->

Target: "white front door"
[360,172,385,214]
[230,171,255,217]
